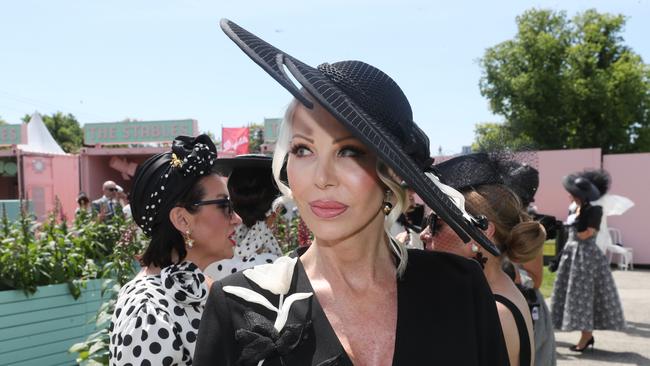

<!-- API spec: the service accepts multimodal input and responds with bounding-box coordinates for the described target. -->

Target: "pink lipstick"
[309,200,348,219]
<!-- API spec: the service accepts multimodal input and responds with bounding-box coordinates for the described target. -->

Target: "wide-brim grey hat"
[219,19,499,256]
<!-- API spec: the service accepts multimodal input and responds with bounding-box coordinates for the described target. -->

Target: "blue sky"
[1,0,648,154]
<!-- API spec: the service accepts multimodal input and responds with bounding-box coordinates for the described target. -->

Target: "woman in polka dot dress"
[205,155,284,281]
[109,135,241,365]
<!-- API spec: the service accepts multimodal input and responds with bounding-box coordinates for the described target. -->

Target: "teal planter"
[0,279,105,366]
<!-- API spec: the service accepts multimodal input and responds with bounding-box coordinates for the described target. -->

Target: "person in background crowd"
[393,188,425,249]
[425,153,545,366]
[75,191,92,216]
[92,180,122,220]
[552,173,625,352]
[109,135,241,366]
[502,161,557,366]
[194,19,509,366]
[115,185,132,218]
[205,154,283,280]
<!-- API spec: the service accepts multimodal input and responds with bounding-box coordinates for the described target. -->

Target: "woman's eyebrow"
[333,135,356,144]
[291,134,314,143]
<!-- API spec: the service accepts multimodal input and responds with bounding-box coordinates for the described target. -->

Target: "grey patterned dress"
[551,204,625,331]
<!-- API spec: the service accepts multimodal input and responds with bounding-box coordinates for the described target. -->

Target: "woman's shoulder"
[406,249,484,277]
[584,203,603,214]
[115,262,208,317]
[114,276,174,322]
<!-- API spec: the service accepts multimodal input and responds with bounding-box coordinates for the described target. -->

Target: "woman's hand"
[577,228,597,240]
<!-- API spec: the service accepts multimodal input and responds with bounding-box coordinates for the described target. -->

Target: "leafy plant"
[0,199,132,297]
[69,222,146,365]
[272,215,311,254]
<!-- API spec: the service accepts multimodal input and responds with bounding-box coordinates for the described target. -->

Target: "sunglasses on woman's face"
[425,212,443,235]
[192,197,234,218]
[425,212,489,236]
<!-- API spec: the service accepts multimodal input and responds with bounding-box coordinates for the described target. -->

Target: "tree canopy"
[477,8,650,153]
[22,112,83,153]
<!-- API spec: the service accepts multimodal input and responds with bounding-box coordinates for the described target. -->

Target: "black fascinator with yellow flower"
[131,134,218,236]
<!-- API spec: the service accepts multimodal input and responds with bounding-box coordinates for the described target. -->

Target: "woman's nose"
[231,212,242,226]
[314,156,337,189]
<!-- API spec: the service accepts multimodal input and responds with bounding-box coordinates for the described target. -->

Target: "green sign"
[0,124,23,145]
[264,118,282,143]
[83,119,197,145]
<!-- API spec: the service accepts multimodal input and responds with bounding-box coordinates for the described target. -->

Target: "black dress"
[194,249,509,365]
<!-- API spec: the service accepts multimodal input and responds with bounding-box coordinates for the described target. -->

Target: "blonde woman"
[194,20,509,366]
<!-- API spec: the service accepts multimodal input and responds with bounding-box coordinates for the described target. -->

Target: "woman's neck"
[482,255,509,292]
[184,252,211,272]
[143,249,208,275]
[301,214,395,290]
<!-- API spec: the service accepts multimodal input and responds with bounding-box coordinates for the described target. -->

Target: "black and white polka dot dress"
[205,221,282,281]
[109,261,208,365]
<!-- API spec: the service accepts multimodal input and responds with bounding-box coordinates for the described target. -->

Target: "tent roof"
[17,112,66,155]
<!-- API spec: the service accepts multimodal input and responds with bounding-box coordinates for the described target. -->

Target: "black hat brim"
[214,154,272,176]
[220,19,500,256]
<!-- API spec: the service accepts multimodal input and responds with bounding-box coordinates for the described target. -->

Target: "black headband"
[130,135,218,235]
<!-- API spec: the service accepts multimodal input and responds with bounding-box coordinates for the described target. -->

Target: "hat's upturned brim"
[214,154,272,176]
[562,175,600,202]
[219,19,500,256]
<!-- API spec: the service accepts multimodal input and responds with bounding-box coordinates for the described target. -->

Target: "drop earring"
[382,191,393,215]
[471,243,488,268]
[383,202,393,215]
[184,230,194,249]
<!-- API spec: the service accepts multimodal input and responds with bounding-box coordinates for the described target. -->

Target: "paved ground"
[550,269,650,366]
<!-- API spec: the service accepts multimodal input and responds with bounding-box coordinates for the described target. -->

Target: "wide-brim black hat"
[435,153,539,205]
[220,19,500,255]
[214,154,272,176]
[435,153,502,191]
[562,174,600,202]
[579,169,610,196]
[501,161,539,206]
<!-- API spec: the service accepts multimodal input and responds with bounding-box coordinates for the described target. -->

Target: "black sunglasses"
[425,212,489,235]
[425,212,443,235]
[107,187,118,192]
[192,197,234,218]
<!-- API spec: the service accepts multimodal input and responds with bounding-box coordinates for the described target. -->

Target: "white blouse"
[205,221,283,281]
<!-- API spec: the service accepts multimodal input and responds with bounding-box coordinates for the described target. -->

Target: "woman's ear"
[485,221,496,238]
[169,206,192,233]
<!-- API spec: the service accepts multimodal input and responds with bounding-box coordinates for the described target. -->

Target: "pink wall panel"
[534,148,601,220]
[51,155,80,221]
[21,154,79,220]
[21,155,54,220]
[79,148,166,200]
[604,153,650,264]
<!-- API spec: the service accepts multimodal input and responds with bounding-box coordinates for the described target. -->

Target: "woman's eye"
[338,146,365,158]
[290,144,312,157]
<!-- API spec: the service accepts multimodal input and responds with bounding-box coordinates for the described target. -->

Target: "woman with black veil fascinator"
[109,135,241,365]
[423,152,546,366]
[194,20,509,365]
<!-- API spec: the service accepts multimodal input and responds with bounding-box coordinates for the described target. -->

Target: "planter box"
[0,279,106,366]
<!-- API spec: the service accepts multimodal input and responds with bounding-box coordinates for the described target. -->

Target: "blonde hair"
[272,99,410,276]
[463,185,545,263]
